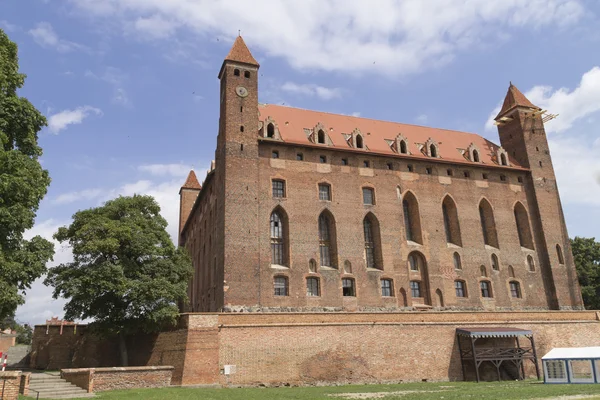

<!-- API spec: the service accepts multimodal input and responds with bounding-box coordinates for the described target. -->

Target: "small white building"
[542,347,600,383]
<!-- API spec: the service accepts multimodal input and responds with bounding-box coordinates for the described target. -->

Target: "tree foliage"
[1,315,33,345]
[0,29,54,321]
[45,195,192,364]
[571,237,600,310]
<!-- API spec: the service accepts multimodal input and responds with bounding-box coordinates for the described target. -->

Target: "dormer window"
[400,140,408,154]
[394,134,410,155]
[318,130,326,144]
[425,138,439,158]
[500,153,507,165]
[497,147,510,166]
[356,135,364,149]
[430,144,438,158]
[473,150,480,162]
[467,143,481,163]
[267,123,275,138]
[262,117,281,140]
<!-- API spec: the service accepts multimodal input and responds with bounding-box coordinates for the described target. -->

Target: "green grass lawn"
[25,380,600,400]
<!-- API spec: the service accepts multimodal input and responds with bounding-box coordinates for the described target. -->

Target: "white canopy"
[542,347,600,360]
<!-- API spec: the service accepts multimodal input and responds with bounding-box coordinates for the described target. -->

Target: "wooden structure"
[456,327,540,382]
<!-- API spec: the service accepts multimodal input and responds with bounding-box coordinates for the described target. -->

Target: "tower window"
[240,125,244,132]
[381,279,394,297]
[306,277,320,296]
[267,123,275,138]
[274,276,288,296]
[362,188,375,205]
[342,278,355,296]
[234,69,240,76]
[539,161,543,167]
[510,281,521,298]
[272,180,285,198]
[557,244,565,265]
[244,71,250,78]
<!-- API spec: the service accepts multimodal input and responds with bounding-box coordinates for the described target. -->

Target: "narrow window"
[514,202,534,249]
[400,140,408,154]
[430,144,438,158]
[480,265,487,277]
[510,281,521,298]
[527,255,536,272]
[319,212,336,268]
[426,167,432,175]
[408,253,419,271]
[296,153,303,161]
[386,162,393,170]
[318,183,331,201]
[556,244,565,265]
[491,254,500,271]
[342,278,355,296]
[479,199,499,248]
[270,210,287,266]
[482,173,488,180]
[244,70,250,78]
[362,187,375,205]
[500,153,508,166]
[539,161,543,167]
[464,171,471,178]
[447,169,453,176]
[274,276,288,296]
[442,196,462,246]
[319,155,327,163]
[518,176,524,183]
[240,125,244,132]
[508,265,515,278]
[410,281,422,298]
[403,192,422,244]
[363,160,370,168]
[473,150,480,163]
[344,260,352,274]
[381,279,393,297]
[267,123,275,138]
[306,277,320,296]
[500,175,506,182]
[309,259,317,273]
[407,164,414,172]
[318,130,326,144]
[363,214,382,270]
[455,281,466,298]
[272,150,279,159]
[356,135,364,149]
[480,281,492,298]
[341,158,348,166]
[453,252,462,270]
[272,180,285,198]
[234,69,240,76]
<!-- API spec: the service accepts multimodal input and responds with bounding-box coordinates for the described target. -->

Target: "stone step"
[30,382,81,390]
[36,393,96,399]
[26,373,95,399]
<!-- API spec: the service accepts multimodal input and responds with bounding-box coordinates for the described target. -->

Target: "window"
[430,144,438,158]
[518,176,524,183]
[234,69,240,76]
[343,260,352,274]
[274,276,288,296]
[240,125,244,132]
[319,212,336,268]
[500,153,508,166]
[309,259,317,273]
[318,184,331,201]
[557,244,565,265]
[473,150,480,163]
[491,254,499,271]
[482,173,488,180]
[381,279,393,297]
[410,281,421,298]
[527,255,535,272]
[407,164,414,172]
[464,171,471,178]
[341,158,348,166]
[514,202,534,249]
[447,169,453,176]
[539,161,543,167]
[306,277,320,296]
[479,199,499,248]
[356,135,364,149]
[320,155,327,163]
[500,175,506,182]
[267,123,275,138]
[400,140,408,154]
[318,130,326,144]
[403,192,422,244]
[545,360,567,382]
[270,210,287,266]
[342,278,355,296]
[442,196,462,246]
[426,167,432,175]
[509,281,521,298]
[244,70,250,78]
[272,180,285,198]
[363,187,375,205]
[296,153,304,161]
[386,162,393,170]
[569,360,594,383]
[455,280,466,298]
[364,216,377,269]
[508,265,515,278]
[453,252,462,270]
[480,281,492,298]
[363,160,370,168]
[272,150,279,159]
[480,265,487,277]
[408,253,421,271]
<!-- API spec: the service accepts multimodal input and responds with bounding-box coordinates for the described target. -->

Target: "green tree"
[1,315,32,345]
[571,237,600,310]
[0,29,54,321]
[45,195,193,366]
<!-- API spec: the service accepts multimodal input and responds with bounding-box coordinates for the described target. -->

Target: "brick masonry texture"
[61,366,173,393]
[179,38,582,313]
[0,371,23,400]
[0,334,16,354]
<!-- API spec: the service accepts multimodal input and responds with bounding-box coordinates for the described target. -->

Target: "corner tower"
[179,170,201,245]
[494,83,583,310]
[214,36,261,309]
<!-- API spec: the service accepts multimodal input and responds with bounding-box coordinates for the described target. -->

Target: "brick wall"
[62,366,173,393]
[19,372,30,396]
[0,371,22,400]
[0,334,16,354]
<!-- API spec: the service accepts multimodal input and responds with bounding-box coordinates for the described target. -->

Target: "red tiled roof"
[495,83,539,119]
[182,170,201,190]
[224,36,259,67]
[258,104,523,168]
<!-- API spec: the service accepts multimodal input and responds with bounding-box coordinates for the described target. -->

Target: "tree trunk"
[118,333,129,367]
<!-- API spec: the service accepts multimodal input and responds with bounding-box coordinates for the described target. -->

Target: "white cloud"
[138,163,192,177]
[47,106,102,134]
[54,188,103,205]
[67,0,585,76]
[28,22,86,53]
[281,82,342,101]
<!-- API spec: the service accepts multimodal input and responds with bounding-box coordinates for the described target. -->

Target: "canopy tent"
[542,347,600,383]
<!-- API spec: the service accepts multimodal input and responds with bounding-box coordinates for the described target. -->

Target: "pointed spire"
[224,36,259,67]
[181,170,201,190]
[495,82,540,120]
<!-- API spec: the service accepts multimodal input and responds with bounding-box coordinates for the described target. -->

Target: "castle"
[179,36,583,313]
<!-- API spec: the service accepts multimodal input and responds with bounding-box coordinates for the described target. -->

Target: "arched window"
[396,185,402,200]
[453,252,462,270]
[343,260,352,274]
[244,70,250,78]
[480,265,487,277]
[430,144,438,158]
[408,252,430,305]
[527,255,535,272]
[479,199,499,248]
[402,192,422,244]
[270,209,288,266]
[309,259,317,273]
[408,253,420,271]
[514,202,534,250]
[500,153,508,166]
[473,150,480,163]
[234,69,240,76]
[318,211,337,268]
[399,288,408,306]
[491,254,500,271]
[363,213,382,269]
[356,135,364,149]
[556,244,565,265]
[318,129,326,144]
[442,196,462,246]
[267,123,275,138]
[400,140,408,154]
[508,265,515,278]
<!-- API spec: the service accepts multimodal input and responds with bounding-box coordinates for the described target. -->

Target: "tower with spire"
[495,83,583,309]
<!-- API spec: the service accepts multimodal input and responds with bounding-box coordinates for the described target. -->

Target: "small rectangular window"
[341,158,348,166]
[342,278,355,296]
[482,173,488,180]
[410,281,421,298]
[362,187,375,205]
[306,277,320,297]
[510,281,521,298]
[447,169,453,176]
[407,164,414,172]
[320,155,327,163]
[272,180,285,198]
[500,175,507,182]
[455,281,466,298]
[426,167,432,175]
[274,276,288,296]
[363,160,370,168]
[296,153,303,161]
[464,171,471,178]
[318,184,331,201]
[518,176,524,183]
[381,279,393,297]
[272,150,279,159]
[480,281,492,298]
[386,162,393,170]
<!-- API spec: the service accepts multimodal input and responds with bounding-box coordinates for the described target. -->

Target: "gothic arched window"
[270,209,288,266]
[318,211,337,268]
[442,196,462,246]
[363,213,382,270]
[514,202,534,249]
[479,199,499,248]
[403,192,422,244]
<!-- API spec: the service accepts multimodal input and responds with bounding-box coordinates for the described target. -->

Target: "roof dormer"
[260,116,282,140]
[309,122,333,146]
[466,143,481,163]
[424,138,440,158]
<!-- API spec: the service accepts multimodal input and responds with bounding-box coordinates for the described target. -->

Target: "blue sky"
[2,0,600,324]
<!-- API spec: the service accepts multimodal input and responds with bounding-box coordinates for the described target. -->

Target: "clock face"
[236,86,249,98]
